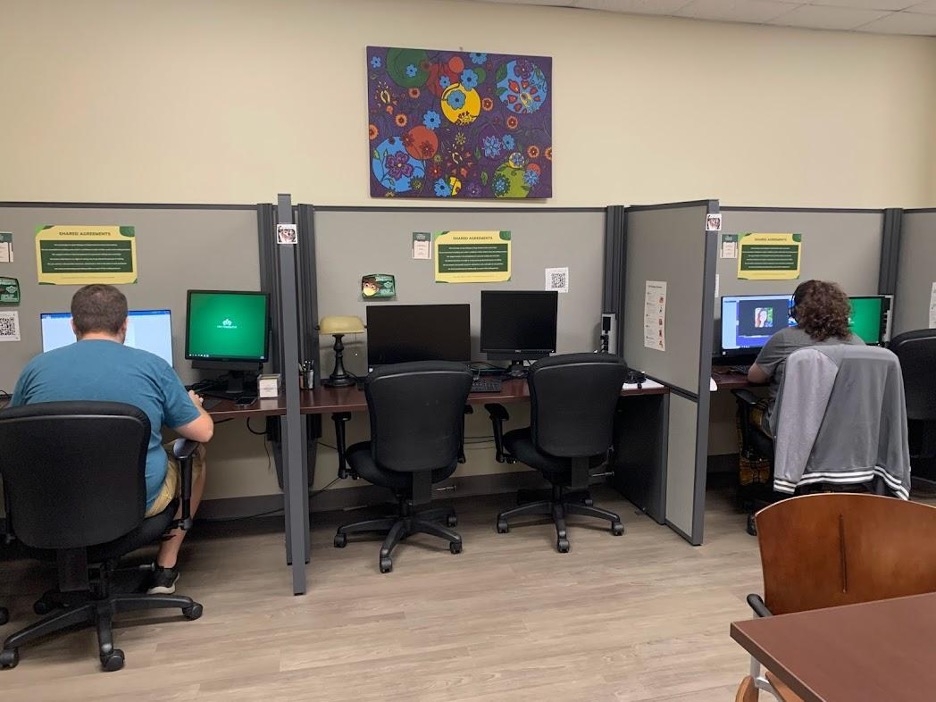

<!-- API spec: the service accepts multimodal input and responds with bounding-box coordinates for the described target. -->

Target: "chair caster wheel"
[746,514,757,537]
[611,521,625,536]
[0,649,18,669]
[496,519,509,534]
[557,538,570,553]
[101,649,125,672]
[33,599,52,616]
[446,515,458,528]
[183,603,203,620]
[583,497,594,507]
[449,540,463,555]
[379,557,393,574]
[0,608,7,626]
[334,533,348,548]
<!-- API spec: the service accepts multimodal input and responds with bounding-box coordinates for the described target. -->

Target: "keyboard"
[471,377,503,393]
[728,365,751,375]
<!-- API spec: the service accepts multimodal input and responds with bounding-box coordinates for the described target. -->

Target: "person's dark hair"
[791,280,851,341]
[70,284,128,336]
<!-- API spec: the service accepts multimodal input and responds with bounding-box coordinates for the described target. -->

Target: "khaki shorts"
[145,443,207,517]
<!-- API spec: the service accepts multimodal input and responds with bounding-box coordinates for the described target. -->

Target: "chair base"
[334,504,462,573]
[1,592,202,671]
[497,485,624,553]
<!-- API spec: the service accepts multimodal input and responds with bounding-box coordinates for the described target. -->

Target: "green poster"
[0,277,19,304]
[35,225,137,285]
[738,233,802,281]
[433,230,511,283]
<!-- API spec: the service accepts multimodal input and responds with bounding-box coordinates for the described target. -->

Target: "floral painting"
[367,46,552,200]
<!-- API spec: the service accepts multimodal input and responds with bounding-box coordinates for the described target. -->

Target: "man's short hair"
[70,284,128,336]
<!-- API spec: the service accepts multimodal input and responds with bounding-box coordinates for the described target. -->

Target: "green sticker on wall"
[361,273,396,299]
[0,277,20,304]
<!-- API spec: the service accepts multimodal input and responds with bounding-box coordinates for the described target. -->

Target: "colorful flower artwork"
[367,46,552,200]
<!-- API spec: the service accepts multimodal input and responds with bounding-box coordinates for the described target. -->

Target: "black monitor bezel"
[480,290,559,361]
[184,289,271,367]
[365,303,471,368]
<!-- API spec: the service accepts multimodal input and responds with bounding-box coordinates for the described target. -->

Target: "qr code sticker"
[0,311,20,341]
[545,267,569,293]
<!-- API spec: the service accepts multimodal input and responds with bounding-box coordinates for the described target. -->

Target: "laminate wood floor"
[0,486,764,702]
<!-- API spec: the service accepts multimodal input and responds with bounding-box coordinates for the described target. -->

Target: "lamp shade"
[319,315,365,335]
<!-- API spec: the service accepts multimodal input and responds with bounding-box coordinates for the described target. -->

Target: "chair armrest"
[731,389,761,408]
[746,594,772,618]
[484,403,510,463]
[172,438,199,531]
[331,412,354,478]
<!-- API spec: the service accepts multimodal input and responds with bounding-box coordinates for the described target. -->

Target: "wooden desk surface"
[300,377,667,415]
[206,396,286,420]
[711,366,752,390]
[731,592,936,702]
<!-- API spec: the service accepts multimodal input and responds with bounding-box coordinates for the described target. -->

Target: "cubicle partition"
[894,208,936,335]
[310,207,607,372]
[0,203,263,392]
[620,201,718,545]
[716,208,885,344]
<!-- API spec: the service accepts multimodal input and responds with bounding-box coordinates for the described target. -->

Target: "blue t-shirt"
[11,339,200,510]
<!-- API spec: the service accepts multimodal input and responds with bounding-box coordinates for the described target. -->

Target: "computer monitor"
[185,289,270,393]
[849,295,892,346]
[480,290,558,377]
[365,304,471,369]
[40,309,174,366]
[719,294,794,359]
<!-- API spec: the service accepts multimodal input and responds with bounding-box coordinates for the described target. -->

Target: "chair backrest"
[365,361,473,473]
[0,401,149,550]
[889,329,936,421]
[756,493,936,615]
[528,353,628,458]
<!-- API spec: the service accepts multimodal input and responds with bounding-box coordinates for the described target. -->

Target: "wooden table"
[730,592,936,702]
[710,366,752,391]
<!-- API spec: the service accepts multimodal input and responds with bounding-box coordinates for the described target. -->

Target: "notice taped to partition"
[737,233,801,281]
[644,280,667,351]
[434,230,511,283]
[36,226,138,285]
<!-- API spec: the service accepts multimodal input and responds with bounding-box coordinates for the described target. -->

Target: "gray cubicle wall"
[894,209,936,335]
[621,201,718,545]
[312,207,606,371]
[715,208,884,351]
[0,203,262,392]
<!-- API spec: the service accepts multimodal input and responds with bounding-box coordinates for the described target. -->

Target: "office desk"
[207,396,286,420]
[731,593,936,702]
[711,367,752,391]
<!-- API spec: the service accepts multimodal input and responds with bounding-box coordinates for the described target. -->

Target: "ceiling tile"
[767,4,890,28]
[574,0,694,14]
[677,0,799,22]
[856,9,936,31]
[806,0,917,9]
[906,0,936,13]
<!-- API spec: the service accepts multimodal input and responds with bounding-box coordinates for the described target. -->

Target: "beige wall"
[4,0,936,500]
[2,0,935,208]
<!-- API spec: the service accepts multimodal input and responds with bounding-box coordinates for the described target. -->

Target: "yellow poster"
[737,232,801,281]
[433,230,511,283]
[36,225,138,285]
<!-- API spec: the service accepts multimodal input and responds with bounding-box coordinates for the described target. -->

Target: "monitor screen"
[184,290,270,363]
[366,304,471,368]
[720,294,794,356]
[849,295,890,345]
[480,290,558,360]
[40,309,174,366]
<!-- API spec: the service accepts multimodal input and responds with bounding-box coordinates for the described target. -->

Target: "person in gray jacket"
[748,279,864,434]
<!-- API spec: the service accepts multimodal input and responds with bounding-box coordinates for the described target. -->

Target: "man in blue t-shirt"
[12,284,214,594]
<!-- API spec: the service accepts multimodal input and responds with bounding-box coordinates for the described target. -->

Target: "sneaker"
[146,565,179,595]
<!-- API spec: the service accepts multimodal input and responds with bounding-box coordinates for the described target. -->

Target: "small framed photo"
[276,224,298,245]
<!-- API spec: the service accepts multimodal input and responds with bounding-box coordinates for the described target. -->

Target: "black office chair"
[332,361,473,573]
[486,353,628,553]
[0,401,203,671]
[890,329,936,488]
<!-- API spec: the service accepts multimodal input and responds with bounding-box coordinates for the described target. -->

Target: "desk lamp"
[319,316,365,387]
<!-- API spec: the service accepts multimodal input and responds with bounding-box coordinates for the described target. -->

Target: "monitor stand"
[505,360,528,379]
[200,371,254,398]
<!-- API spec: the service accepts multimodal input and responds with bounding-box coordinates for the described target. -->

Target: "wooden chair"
[736,493,936,700]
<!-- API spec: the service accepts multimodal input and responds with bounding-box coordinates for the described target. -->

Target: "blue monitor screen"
[720,294,794,356]
[40,309,174,366]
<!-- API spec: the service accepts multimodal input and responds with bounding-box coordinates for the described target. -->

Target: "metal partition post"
[275,193,309,594]
[879,208,903,297]
[603,205,627,356]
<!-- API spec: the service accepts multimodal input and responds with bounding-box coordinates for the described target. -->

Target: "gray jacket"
[773,345,910,499]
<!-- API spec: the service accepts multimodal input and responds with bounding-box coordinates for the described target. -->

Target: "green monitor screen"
[185,290,270,363]
[848,296,886,345]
